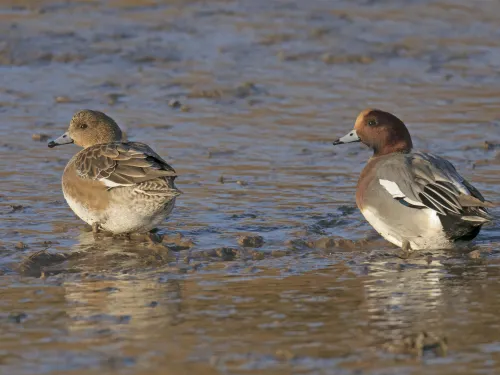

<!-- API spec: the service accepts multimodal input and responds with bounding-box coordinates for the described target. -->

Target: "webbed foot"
[397,240,414,259]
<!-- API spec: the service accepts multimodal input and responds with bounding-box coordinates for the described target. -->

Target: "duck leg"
[92,222,103,239]
[397,240,413,259]
[402,240,412,252]
[92,222,101,233]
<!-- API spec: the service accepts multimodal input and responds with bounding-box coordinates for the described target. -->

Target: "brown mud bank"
[1,0,500,374]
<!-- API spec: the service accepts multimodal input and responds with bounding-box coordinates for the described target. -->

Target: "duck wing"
[74,142,177,188]
[376,152,493,223]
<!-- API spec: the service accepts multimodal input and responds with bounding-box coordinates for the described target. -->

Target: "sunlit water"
[1,0,500,374]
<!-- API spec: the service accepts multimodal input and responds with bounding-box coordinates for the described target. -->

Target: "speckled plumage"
[50,110,181,234]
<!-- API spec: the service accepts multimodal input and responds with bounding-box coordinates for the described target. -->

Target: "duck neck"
[373,141,412,157]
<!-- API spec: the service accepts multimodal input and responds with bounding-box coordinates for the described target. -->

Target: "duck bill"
[48,132,74,148]
[333,129,360,145]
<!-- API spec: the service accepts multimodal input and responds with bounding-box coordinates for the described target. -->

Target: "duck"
[332,108,494,251]
[48,109,181,235]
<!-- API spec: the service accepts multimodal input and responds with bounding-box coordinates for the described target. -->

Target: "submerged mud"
[1,0,500,374]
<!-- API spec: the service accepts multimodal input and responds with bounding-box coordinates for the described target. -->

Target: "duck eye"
[368,119,377,126]
[79,123,88,129]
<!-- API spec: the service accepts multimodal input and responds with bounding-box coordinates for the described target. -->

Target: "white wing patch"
[379,179,423,207]
[99,178,133,188]
[379,179,405,198]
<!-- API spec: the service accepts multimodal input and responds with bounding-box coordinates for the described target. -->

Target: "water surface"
[1,0,500,374]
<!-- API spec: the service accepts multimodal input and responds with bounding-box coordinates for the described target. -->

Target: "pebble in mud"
[187,82,261,100]
[54,95,72,103]
[188,89,223,99]
[10,204,25,213]
[308,27,334,39]
[384,331,448,358]
[201,249,218,258]
[259,33,294,46]
[463,141,500,151]
[284,238,309,251]
[215,247,239,261]
[15,241,27,250]
[275,349,295,361]
[17,250,72,277]
[8,312,27,324]
[251,251,265,261]
[32,133,50,142]
[310,237,366,251]
[162,233,195,251]
[321,53,374,65]
[107,93,125,105]
[271,250,288,258]
[468,250,482,259]
[167,99,191,112]
[167,242,194,252]
[168,99,182,108]
[147,232,163,244]
[483,141,500,150]
[234,82,260,98]
[186,262,203,273]
[238,235,264,248]
[123,232,165,244]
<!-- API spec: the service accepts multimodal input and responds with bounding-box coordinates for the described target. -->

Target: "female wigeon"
[48,109,181,235]
[333,109,493,251]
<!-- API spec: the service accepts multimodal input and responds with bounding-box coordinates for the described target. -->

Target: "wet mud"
[1,0,500,374]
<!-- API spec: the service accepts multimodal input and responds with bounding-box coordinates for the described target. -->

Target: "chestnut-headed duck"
[333,108,493,251]
[48,109,181,234]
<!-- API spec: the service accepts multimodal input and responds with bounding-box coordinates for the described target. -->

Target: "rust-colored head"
[333,109,413,157]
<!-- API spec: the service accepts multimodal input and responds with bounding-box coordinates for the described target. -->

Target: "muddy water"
[1,0,500,373]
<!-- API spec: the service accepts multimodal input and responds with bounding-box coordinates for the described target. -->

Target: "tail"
[458,187,495,224]
[462,214,493,224]
[460,200,494,224]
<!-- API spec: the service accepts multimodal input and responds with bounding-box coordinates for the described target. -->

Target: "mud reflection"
[3,256,500,373]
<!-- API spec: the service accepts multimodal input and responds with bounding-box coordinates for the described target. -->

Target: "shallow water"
[1,0,500,373]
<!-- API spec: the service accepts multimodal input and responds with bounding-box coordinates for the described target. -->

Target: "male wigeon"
[333,109,493,251]
[48,109,181,235]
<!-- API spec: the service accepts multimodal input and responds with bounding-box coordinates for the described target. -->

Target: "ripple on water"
[1,0,500,374]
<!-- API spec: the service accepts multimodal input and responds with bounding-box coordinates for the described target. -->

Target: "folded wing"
[377,152,493,223]
[75,142,177,188]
